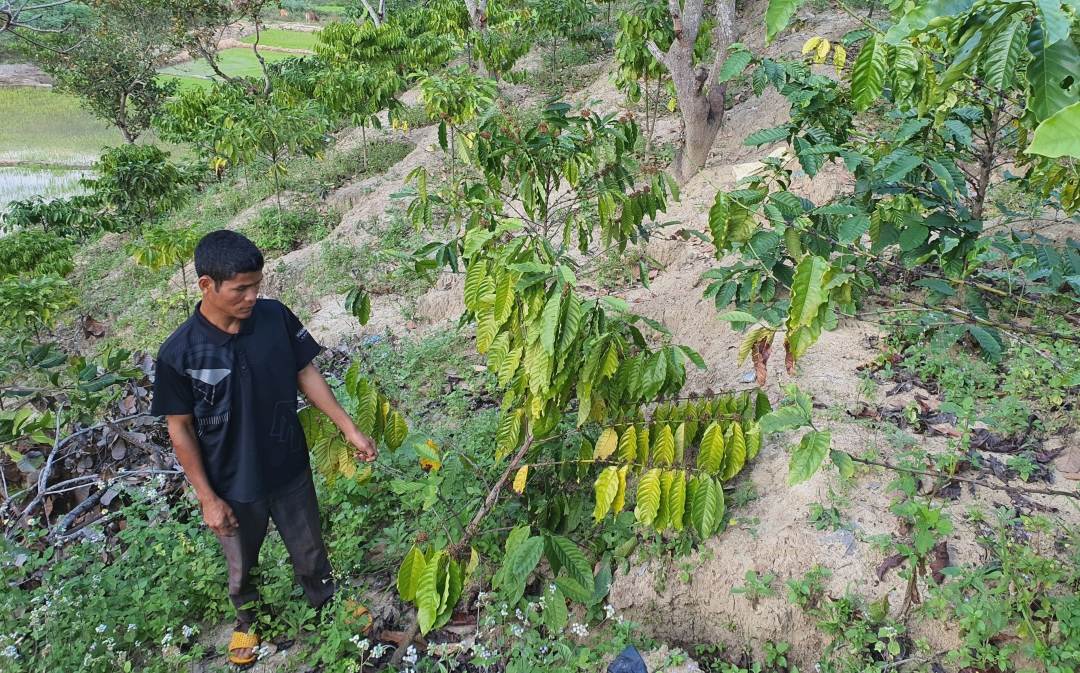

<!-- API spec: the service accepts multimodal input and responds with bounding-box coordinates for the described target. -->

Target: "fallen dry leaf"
[83,315,105,338]
[1055,442,1080,476]
[876,553,905,581]
[930,541,949,585]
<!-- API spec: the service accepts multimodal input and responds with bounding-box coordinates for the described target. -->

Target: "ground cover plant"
[2,0,1080,670]
[239,29,318,51]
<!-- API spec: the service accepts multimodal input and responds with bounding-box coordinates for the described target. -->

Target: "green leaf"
[539,292,562,355]
[505,524,531,558]
[721,423,747,481]
[787,430,831,486]
[653,424,675,466]
[837,215,871,244]
[617,425,638,463]
[899,221,929,251]
[397,545,427,602]
[765,0,802,44]
[831,449,855,478]
[668,471,687,531]
[982,17,1027,89]
[718,50,754,82]
[758,406,810,433]
[1029,102,1080,158]
[553,576,593,603]
[691,475,719,539]
[384,411,409,452]
[678,345,707,370]
[967,325,1003,362]
[885,0,975,43]
[850,35,886,111]
[546,535,594,592]
[506,536,544,584]
[717,310,759,323]
[788,255,828,330]
[913,278,956,296]
[416,551,445,634]
[1034,0,1070,46]
[743,126,791,147]
[593,466,620,522]
[634,468,662,526]
[545,587,569,631]
[1027,17,1080,122]
[880,155,922,183]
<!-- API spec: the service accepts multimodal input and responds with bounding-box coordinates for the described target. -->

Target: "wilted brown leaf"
[83,315,105,338]
[930,541,949,585]
[876,553,905,581]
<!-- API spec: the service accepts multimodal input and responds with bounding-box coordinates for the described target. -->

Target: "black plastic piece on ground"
[608,645,648,673]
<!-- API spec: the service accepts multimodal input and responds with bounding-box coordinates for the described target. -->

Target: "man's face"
[199,271,263,320]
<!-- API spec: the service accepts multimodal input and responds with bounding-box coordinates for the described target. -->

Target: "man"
[151,230,377,666]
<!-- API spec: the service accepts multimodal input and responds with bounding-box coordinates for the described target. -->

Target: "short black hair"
[194,230,264,289]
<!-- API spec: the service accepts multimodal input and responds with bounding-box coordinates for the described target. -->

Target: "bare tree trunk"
[647,0,738,184]
[359,0,383,26]
[251,20,272,97]
[464,0,490,77]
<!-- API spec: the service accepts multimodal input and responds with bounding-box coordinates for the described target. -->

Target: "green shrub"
[0,230,75,277]
[244,206,338,255]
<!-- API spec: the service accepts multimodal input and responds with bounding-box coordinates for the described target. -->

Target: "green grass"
[0,167,88,211]
[0,88,121,165]
[239,28,318,50]
[158,49,296,81]
[314,4,346,12]
[157,74,215,92]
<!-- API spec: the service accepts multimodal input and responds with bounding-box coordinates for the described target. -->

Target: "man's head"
[194,230,264,320]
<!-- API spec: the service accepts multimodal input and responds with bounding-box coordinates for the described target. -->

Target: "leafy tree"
[82,144,191,230]
[157,0,277,95]
[127,224,202,310]
[314,7,457,77]
[0,0,83,43]
[418,67,497,184]
[35,1,177,143]
[531,0,601,82]
[155,81,251,171]
[0,275,77,337]
[217,91,329,215]
[1,195,114,241]
[315,64,403,170]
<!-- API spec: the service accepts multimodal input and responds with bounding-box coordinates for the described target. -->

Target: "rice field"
[0,87,120,166]
[0,167,88,213]
[239,29,318,50]
[158,48,297,81]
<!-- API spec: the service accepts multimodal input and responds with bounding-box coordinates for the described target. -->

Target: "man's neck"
[198,300,245,335]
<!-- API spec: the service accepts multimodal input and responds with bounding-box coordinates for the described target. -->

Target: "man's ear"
[197,276,215,295]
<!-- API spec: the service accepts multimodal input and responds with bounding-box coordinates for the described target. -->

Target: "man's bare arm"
[297,363,378,461]
[166,414,238,537]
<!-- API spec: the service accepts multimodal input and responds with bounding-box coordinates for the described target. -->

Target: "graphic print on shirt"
[182,343,235,428]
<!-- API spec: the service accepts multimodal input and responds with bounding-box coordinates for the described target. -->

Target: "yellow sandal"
[228,630,260,666]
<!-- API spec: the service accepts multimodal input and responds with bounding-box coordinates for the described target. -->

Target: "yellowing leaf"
[513,465,529,494]
[617,425,637,463]
[420,439,441,471]
[697,421,725,474]
[802,36,822,55]
[636,424,650,466]
[668,471,687,531]
[397,545,427,602]
[815,38,830,64]
[613,465,628,515]
[593,427,619,460]
[593,466,620,522]
[653,424,675,466]
[833,44,847,78]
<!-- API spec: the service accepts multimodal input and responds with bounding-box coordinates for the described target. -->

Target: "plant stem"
[850,456,1080,500]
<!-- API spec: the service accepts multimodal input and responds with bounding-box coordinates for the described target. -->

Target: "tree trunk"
[648,0,738,184]
[464,0,490,77]
[118,91,135,144]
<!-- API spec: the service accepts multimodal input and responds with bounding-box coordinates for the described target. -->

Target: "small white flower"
[128,624,137,631]
[403,644,418,665]
[604,604,616,619]
[372,643,388,658]
[95,624,107,633]
[1,645,19,659]
[356,638,370,652]
[570,622,589,638]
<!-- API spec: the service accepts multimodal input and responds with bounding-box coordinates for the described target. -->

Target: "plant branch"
[850,456,1080,500]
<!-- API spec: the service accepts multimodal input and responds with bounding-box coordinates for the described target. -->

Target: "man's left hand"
[347,428,378,462]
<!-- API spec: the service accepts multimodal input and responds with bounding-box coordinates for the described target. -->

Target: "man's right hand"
[203,496,239,537]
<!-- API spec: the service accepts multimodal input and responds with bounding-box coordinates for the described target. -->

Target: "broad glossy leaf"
[593,427,619,460]
[1029,102,1080,158]
[788,255,828,329]
[668,471,687,531]
[885,0,975,43]
[397,545,427,602]
[851,35,886,111]
[697,421,725,474]
[982,17,1027,89]
[765,0,801,44]
[593,466,620,522]
[546,535,594,591]
[758,406,810,433]
[1027,17,1080,122]
[787,430,831,486]
[634,468,662,526]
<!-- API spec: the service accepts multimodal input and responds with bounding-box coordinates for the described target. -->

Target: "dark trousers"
[216,468,337,629]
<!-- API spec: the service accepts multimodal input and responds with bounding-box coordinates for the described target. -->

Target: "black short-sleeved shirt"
[151,299,322,503]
